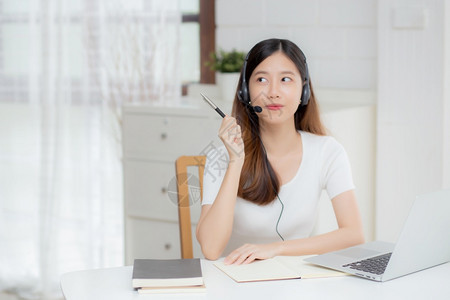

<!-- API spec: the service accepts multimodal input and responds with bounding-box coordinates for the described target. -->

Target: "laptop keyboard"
[342,252,392,275]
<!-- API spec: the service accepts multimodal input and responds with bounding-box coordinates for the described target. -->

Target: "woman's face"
[248,51,303,126]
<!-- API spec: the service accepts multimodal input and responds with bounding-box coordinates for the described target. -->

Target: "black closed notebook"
[132,258,204,288]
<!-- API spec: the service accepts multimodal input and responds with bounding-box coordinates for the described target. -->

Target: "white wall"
[215,0,377,91]
[444,1,450,190]
[376,0,449,242]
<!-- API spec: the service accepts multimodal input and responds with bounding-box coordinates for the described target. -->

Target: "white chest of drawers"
[122,101,227,264]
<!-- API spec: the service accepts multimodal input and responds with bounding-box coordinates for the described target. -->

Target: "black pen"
[200,93,226,118]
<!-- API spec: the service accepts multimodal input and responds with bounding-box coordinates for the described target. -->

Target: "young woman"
[196,38,364,265]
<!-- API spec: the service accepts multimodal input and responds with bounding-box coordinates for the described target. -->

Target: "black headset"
[238,50,311,109]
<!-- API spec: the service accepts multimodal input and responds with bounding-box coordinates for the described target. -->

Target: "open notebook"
[214,255,347,283]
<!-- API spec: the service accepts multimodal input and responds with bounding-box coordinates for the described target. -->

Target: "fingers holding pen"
[218,116,245,162]
[219,116,242,145]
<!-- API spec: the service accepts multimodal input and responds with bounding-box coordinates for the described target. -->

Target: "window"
[181,0,215,95]
[181,1,200,84]
[0,0,215,100]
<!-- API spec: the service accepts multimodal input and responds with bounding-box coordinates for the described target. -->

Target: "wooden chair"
[175,155,206,259]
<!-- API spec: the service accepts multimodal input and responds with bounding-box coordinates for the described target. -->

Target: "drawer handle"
[161,187,167,194]
[164,243,172,251]
[160,133,168,140]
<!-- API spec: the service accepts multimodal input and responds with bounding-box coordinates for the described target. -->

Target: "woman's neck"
[259,120,300,157]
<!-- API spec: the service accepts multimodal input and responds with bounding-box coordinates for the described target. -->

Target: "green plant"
[206,49,246,73]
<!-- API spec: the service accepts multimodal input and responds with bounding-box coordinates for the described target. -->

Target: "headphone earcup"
[300,83,310,106]
[239,80,249,104]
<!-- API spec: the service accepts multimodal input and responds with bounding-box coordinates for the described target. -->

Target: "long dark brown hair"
[231,38,326,205]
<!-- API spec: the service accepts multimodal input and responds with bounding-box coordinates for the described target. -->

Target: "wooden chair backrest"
[175,155,206,259]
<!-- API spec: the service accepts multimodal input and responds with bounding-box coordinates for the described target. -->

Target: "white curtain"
[0,0,180,299]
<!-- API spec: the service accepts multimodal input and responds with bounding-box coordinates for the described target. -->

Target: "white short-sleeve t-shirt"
[202,131,355,255]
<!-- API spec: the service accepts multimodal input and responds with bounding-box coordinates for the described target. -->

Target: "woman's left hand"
[223,242,282,265]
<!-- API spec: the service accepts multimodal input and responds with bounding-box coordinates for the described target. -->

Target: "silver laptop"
[305,189,450,281]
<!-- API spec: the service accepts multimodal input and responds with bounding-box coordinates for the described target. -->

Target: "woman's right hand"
[218,116,245,164]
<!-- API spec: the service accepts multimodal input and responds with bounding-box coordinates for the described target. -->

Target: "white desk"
[61,260,450,300]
